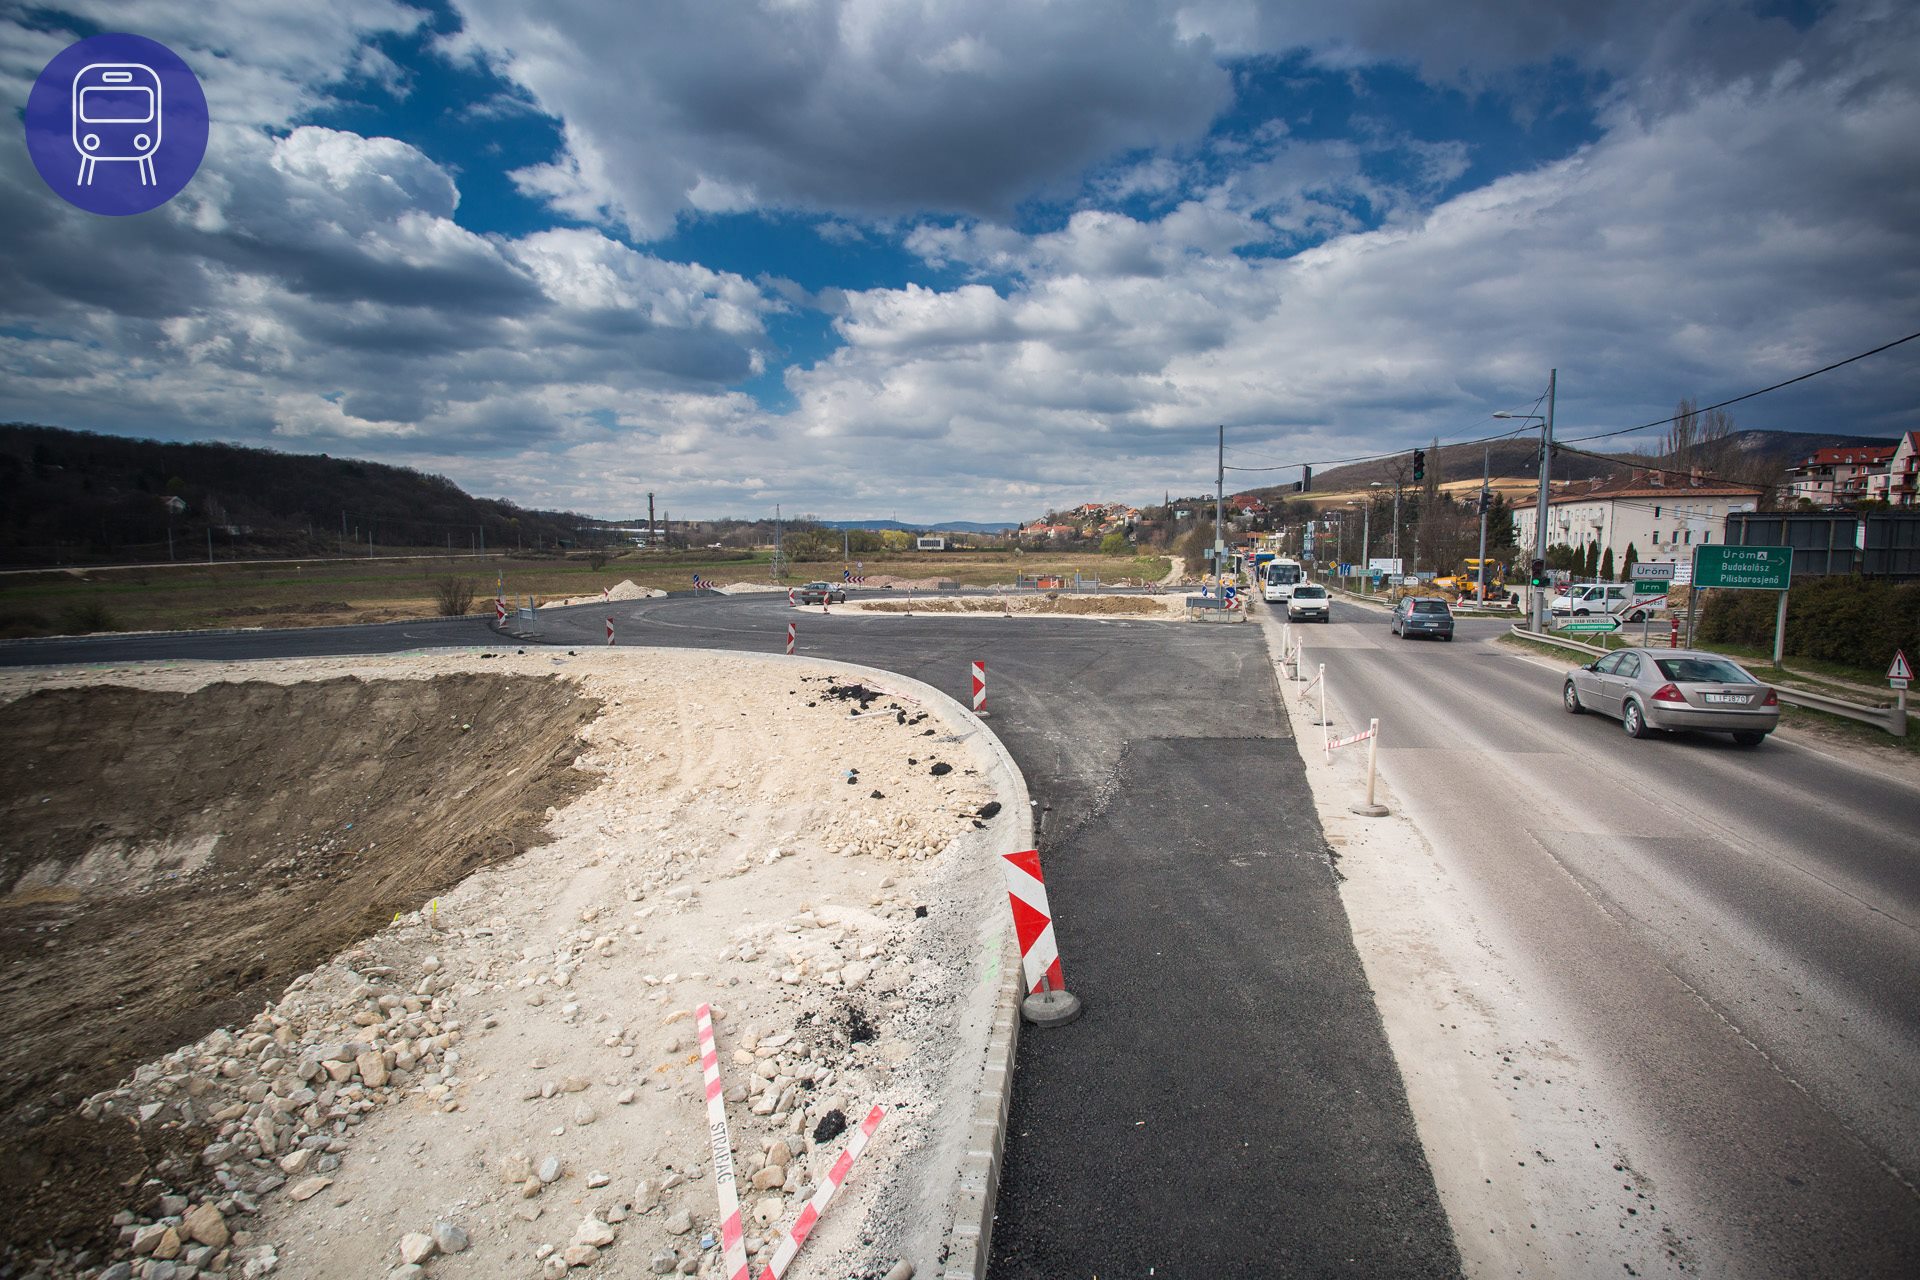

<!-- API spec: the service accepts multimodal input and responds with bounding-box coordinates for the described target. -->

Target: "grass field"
[0,548,1173,637]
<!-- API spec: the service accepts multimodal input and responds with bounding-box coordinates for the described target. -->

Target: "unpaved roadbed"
[0,649,1016,1280]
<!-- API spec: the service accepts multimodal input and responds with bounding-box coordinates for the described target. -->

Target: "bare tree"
[1666,398,1699,472]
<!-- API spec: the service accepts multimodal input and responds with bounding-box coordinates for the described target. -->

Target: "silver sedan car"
[1563,647,1779,746]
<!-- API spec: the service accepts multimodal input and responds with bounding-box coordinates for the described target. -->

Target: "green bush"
[1697,577,1920,673]
[57,601,122,634]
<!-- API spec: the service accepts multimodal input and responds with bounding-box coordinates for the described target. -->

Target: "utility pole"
[773,504,783,581]
[648,492,656,548]
[1361,500,1371,592]
[1213,425,1225,579]
[1476,445,1490,603]
[1393,481,1402,567]
[1532,369,1558,633]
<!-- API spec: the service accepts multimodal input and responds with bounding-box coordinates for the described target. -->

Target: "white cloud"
[4,1,1918,523]
[447,0,1234,239]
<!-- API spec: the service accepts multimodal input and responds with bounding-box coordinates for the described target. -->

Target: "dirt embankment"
[854,593,1181,617]
[0,675,600,1260]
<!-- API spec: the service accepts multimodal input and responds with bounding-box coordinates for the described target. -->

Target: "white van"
[1549,583,1648,617]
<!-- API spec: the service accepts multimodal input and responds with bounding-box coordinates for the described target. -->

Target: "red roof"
[1799,445,1895,467]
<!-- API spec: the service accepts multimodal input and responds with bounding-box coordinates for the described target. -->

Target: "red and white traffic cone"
[1001,849,1080,1026]
[785,621,796,655]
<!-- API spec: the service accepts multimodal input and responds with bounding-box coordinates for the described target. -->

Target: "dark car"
[1391,596,1454,640]
[795,580,848,604]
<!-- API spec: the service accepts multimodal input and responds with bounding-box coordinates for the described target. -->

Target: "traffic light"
[1530,558,1546,587]
[1302,465,1312,493]
[1412,450,1426,482]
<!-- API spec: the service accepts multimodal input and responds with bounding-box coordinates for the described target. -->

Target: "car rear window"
[1293,586,1325,598]
[1655,657,1756,684]
[1411,600,1449,614]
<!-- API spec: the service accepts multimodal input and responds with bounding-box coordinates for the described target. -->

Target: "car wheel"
[1575,608,1590,616]
[1563,681,1585,714]
[1623,699,1651,739]
[1731,730,1768,747]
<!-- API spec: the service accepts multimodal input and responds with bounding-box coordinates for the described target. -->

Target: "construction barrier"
[495,598,507,627]
[756,1105,885,1280]
[972,660,986,714]
[605,617,614,646]
[1000,849,1061,993]
[785,621,796,655]
[695,1005,752,1280]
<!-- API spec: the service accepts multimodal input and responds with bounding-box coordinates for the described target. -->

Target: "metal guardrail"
[1507,625,1908,736]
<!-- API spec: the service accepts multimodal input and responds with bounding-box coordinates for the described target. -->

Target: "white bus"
[1262,557,1304,602]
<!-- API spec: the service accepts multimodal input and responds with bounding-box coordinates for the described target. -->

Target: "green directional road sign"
[1559,618,1621,633]
[1693,544,1792,591]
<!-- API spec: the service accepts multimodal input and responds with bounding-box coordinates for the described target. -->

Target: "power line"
[1556,329,1920,445]
[1218,328,1917,478]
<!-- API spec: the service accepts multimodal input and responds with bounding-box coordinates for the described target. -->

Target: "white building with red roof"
[1862,432,1919,507]
[1512,470,1764,568]
[1785,443,1896,506]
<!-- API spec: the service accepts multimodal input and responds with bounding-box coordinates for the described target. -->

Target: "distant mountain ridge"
[0,422,594,566]
[1245,429,1895,500]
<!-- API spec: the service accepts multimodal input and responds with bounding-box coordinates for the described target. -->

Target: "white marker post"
[1349,719,1388,816]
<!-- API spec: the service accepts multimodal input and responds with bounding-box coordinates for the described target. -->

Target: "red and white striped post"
[755,1104,885,1280]
[787,588,795,608]
[495,597,507,627]
[971,661,986,715]
[605,617,615,646]
[694,1005,751,1280]
[785,620,796,655]
[1000,849,1081,1026]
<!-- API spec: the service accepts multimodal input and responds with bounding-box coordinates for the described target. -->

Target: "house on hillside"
[1863,432,1919,506]
[1785,444,1895,506]
[1512,470,1764,568]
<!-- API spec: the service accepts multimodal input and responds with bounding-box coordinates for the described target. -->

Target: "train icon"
[72,63,163,186]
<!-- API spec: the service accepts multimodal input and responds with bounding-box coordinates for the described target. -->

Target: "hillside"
[0,424,596,567]
[1244,429,1894,503]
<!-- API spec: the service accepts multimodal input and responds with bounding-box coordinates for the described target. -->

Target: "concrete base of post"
[1348,801,1390,817]
[1020,988,1082,1027]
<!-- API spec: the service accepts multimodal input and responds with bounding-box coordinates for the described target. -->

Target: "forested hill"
[0,423,594,566]
[1285,429,1893,497]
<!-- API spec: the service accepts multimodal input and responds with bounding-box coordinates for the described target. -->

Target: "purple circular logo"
[22,32,208,216]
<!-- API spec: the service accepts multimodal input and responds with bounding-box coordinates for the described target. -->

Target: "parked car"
[1286,583,1331,622]
[1390,596,1454,640]
[1562,648,1778,745]
[795,581,847,604]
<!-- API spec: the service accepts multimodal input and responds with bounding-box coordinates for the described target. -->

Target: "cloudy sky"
[4,0,1918,522]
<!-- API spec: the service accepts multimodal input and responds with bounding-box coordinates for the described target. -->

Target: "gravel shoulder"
[0,648,1023,1280]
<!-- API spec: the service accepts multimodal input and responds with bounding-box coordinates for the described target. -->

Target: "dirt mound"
[0,675,600,1263]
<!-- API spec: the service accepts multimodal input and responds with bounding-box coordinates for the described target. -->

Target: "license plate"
[1703,693,1747,704]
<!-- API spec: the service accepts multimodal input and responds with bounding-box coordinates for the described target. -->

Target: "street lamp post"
[1365,481,1381,593]
[1495,377,1556,631]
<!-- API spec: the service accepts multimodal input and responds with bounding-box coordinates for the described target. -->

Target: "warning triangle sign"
[1891,649,1913,681]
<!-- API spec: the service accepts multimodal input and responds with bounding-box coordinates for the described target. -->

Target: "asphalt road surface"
[3,594,1461,1277]
[1301,603,1920,1277]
